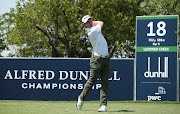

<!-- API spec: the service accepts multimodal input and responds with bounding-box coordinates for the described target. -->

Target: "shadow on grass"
[108,110,135,112]
[83,110,135,112]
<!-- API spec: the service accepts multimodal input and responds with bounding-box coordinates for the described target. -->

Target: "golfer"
[77,15,111,112]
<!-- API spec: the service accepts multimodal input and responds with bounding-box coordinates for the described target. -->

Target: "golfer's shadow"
[83,109,135,112]
[108,110,135,112]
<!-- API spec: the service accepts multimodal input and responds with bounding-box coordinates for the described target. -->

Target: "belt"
[93,54,109,58]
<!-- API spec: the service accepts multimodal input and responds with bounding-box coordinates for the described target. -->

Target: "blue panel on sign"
[136,53,177,101]
[137,19,178,46]
[0,58,134,101]
[136,15,179,101]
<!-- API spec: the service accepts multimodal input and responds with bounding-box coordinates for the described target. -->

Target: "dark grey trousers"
[79,55,111,106]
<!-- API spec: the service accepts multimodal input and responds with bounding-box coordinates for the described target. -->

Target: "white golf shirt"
[85,24,108,56]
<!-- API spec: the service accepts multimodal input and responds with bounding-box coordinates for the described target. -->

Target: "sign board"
[135,15,179,101]
[0,58,134,101]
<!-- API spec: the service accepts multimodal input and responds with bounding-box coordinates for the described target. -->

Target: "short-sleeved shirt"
[85,24,108,56]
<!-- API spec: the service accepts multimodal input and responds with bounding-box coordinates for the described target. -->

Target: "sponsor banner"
[135,15,179,101]
[136,53,177,101]
[0,58,134,101]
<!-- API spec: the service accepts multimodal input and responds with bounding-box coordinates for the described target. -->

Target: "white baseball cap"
[82,15,92,24]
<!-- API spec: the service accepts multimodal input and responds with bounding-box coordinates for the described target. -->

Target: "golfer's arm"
[93,21,104,29]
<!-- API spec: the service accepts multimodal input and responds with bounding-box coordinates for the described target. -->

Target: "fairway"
[0,101,180,114]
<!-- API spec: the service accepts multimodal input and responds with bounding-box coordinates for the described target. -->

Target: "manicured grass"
[0,100,180,114]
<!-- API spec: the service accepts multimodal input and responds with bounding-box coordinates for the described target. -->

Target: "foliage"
[0,14,8,57]
[0,39,6,57]
[0,0,147,58]
[143,0,180,15]
[0,0,179,58]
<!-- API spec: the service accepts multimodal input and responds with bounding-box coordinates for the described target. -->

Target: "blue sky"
[0,0,18,15]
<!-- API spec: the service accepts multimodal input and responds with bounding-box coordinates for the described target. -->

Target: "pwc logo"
[144,57,168,78]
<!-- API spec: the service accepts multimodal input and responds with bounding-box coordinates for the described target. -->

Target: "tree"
[1,0,147,58]
[143,0,180,15]
[0,14,8,57]
[0,39,7,57]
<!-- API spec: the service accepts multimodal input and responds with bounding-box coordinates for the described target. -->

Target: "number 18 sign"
[135,15,179,101]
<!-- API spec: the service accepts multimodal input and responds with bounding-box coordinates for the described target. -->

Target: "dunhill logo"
[144,57,168,78]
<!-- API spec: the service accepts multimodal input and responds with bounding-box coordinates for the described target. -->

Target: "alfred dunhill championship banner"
[0,58,134,101]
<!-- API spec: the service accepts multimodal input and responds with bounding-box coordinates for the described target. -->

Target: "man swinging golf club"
[77,15,111,112]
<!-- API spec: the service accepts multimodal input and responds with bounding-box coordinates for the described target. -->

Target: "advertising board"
[0,58,134,101]
[135,15,179,101]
